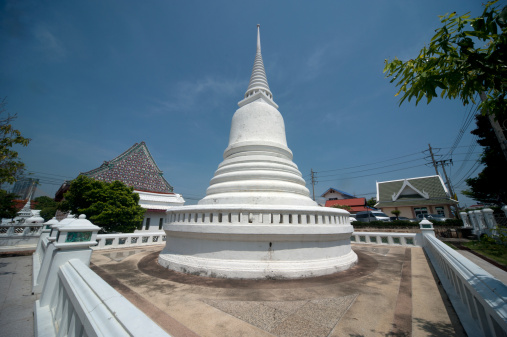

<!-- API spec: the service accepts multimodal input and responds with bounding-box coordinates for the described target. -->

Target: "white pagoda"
[159,26,357,279]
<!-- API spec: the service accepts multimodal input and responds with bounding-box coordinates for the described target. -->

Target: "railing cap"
[58,214,101,232]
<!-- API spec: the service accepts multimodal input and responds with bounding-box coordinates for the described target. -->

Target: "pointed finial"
[257,24,261,52]
[239,24,277,108]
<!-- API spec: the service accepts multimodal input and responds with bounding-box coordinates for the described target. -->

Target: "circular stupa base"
[158,205,358,279]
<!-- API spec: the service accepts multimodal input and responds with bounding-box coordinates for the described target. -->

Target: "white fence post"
[460,212,471,228]
[38,215,99,302]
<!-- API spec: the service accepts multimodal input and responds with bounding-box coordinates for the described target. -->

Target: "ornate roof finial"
[240,24,276,107]
[257,24,261,52]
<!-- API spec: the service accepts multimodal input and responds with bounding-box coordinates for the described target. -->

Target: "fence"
[93,232,166,250]
[35,259,169,337]
[352,222,507,337]
[424,233,507,337]
[32,215,170,337]
[0,223,43,247]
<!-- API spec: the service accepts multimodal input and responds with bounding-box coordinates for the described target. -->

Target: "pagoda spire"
[243,25,274,103]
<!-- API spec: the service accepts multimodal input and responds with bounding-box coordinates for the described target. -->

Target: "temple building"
[158,26,356,279]
[76,142,184,231]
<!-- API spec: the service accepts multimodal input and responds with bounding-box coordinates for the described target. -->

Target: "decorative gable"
[391,180,429,201]
[81,142,174,194]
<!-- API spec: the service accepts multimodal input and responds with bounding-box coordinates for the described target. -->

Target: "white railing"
[0,223,43,246]
[423,233,507,337]
[0,223,43,235]
[167,205,350,226]
[35,258,169,337]
[351,231,422,246]
[93,232,166,250]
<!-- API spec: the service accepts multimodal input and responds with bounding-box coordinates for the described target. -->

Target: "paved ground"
[90,245,467,337]
[2,243,506,336]
[0,254,37,337]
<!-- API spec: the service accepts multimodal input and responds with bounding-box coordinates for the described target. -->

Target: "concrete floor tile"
[261,300,308,314]
[0,316,33,337]
[270,315,331,337]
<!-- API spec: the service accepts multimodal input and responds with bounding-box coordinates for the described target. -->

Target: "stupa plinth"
[158,26,357,279]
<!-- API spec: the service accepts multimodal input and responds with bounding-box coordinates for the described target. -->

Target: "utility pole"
[428,144,439,176]
[310,169,316,201]
[480,92,507,161]
[436,159,455,199]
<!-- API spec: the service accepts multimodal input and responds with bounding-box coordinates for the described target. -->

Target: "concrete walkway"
[1,242,505,337]
[90,245,467,337]
[0,254,36,337]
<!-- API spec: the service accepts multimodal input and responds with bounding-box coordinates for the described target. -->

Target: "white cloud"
[148,76,246,116]
[33,25,66,60]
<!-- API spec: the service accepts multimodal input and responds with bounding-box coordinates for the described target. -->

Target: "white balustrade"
[93,232,166,250]
[351,232,421,246]
[0,223,44,247]
[423,232,507,337]
[35,258,169,337]
[165,208,353,227]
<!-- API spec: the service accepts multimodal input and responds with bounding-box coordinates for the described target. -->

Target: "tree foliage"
[60,176,145,233]
[366,197,377,208]
[330,204,352,211]
[0,98,31,184]
[0,189,18,219]
[462,113,507,205]
[384,1,507,117]
[33,196,59,222]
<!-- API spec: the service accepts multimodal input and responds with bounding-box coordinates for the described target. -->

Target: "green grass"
[443,242,457,250]
[463,241,507,266]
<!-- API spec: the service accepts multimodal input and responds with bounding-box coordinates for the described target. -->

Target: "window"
[414,207,428,217]
[145,218,151,230]
[159,218,164,230]
[329,198,338,200]
[435,207,445,216]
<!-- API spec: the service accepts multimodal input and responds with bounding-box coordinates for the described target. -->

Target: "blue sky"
[0,0,488,206]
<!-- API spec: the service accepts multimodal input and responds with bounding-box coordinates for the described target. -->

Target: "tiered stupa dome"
[199,25,313,207]
[159,26,357,279]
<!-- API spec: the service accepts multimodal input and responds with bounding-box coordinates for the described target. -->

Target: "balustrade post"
[468,211,479,235]
[481,208,497,238]
[460,212,471,228]
[39,214,100,306]
[420,219,435,246]
[474,210,486,231]
[6,226,14,236]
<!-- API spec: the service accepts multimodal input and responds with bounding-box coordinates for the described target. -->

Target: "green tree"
[60,175,145,233]
[0,189,18,219]
[462,113,507,205]
[391,209,401,220]
[0,98,31,184]
[33,196,59,221]
[366,197,376,208]
[383,1,507,118]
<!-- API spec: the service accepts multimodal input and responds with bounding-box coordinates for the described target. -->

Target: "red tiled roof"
[325,198,366,207]
[349,206,370,212]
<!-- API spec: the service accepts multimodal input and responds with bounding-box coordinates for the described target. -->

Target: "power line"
[316,157,426,179]
[315,151,423,174]
[441,102,479,160]
[317,163,424,182]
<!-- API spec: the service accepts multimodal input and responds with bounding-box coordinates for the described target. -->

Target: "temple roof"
[81,142,174,194]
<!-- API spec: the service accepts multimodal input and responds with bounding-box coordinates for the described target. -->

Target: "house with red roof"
[321,188,371,213]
